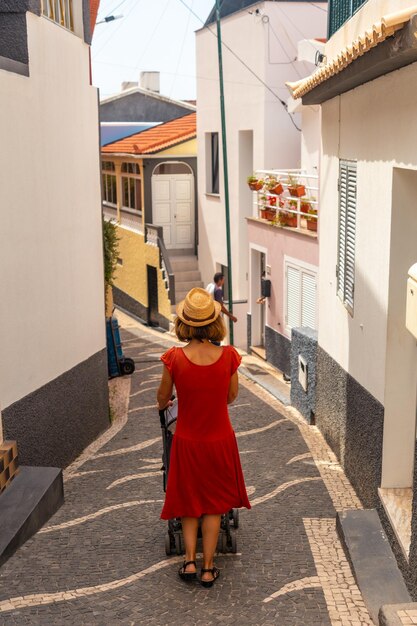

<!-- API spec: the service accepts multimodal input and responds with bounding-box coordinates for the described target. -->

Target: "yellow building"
[102,113,198,329]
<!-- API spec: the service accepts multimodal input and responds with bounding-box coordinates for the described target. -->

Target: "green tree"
[103,218,119,286]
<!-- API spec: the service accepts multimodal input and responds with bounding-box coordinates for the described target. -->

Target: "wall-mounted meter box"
[406,263,417,339]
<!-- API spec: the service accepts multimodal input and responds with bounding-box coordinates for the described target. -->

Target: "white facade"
[0,13,105,440]
[319,61,417,488]
[196,2,327,346]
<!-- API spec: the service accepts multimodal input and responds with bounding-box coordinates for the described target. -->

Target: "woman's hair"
[174,316,226,342]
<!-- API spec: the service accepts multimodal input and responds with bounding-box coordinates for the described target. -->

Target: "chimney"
[140,71,160,93]
[121,81,138,91]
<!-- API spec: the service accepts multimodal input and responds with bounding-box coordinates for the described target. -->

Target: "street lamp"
[96,14,123,25]
[215,0,234,345]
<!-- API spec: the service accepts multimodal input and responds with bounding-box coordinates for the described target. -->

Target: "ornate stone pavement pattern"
[0,325,372,625]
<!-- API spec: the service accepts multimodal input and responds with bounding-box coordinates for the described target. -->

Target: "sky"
[91,0,215,101]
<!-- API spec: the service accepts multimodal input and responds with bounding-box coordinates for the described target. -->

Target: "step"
[336,510,412,624]
[173,270,202,283]
[0,466,64,567]
[175,280,204,293]
[169,257,199,272]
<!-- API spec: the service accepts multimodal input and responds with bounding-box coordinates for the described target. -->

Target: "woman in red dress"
[157,288,251,587]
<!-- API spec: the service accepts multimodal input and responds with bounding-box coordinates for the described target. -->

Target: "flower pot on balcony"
[285,215,298,227]
[247,175,264,191]
[301,200,311,213]
[260,209,268,219]
[289,185,306,198]
[264,209,276,221]
[307,220,317,232]
[270,182,284,195]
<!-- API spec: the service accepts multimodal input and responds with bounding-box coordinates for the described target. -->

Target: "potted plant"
[266,175,284,196]
[306,208,318,232]
[247,174,264,191]
[287,174,306,198]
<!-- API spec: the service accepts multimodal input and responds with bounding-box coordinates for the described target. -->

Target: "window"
[206,132,219,194]
[285,261,317,332]
[121,162,142,215]
[337,160,357,313]
[42,0,74,31]
[102,161,117,206]
[153,162,192,175]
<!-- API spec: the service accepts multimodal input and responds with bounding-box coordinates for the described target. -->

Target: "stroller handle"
[159,395,176,428]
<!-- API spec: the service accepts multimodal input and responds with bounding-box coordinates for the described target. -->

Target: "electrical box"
[261,278,271,298]
[406,263,417,339]
[298,355,308,392]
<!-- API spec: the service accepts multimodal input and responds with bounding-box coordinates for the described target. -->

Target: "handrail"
[145,223,176,305]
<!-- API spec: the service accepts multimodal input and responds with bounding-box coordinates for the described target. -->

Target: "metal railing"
[328,0,368,38]
[253,169,319,234]
[145,224,176,305]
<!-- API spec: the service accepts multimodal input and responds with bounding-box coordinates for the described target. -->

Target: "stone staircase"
[169,254,204,312]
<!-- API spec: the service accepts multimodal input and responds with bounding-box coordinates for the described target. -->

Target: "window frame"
[41,0,74,32]
[206,132,220,195]
[101,161,117,207]
[337,159,357,315]
[121,161,142,216]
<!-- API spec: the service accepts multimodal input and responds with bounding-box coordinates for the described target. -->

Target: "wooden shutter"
[337,161,357,313]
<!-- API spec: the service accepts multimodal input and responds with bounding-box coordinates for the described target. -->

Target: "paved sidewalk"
[0,315,373,625]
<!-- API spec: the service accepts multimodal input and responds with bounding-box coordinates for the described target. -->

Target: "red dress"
[160,345,251,519]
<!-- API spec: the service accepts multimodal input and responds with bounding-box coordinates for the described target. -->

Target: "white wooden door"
[152,174,194,249]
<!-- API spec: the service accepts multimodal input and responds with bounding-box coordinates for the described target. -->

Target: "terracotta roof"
[90,0,100,37]
[102,112,196,155]
[286,5,417,100]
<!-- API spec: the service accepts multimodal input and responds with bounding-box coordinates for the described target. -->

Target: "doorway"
[147,265,159,327]
[380,168,417,558]
[151,162,194,250]
[250,246,267,356]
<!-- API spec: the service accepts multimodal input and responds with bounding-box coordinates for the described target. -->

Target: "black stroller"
[159,399,239,556]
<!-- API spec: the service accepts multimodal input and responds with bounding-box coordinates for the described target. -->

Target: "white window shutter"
[301,271,316,329]
[286,265,301,328]
[338,161,357,312]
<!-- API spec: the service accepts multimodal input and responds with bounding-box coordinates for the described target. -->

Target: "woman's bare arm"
[227,372,239,404]
[157,365,174,409]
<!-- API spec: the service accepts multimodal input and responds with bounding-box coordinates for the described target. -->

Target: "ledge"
[246,216,318,239]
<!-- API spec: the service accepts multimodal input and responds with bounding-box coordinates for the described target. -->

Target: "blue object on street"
[106,317,135,378]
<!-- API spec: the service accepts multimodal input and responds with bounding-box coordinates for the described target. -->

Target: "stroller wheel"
[219,532,228,553]
[230,531,237,554]
[165,533,172,556]
[232,509,239,529]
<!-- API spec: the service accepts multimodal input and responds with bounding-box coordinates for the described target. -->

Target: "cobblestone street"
[0,320,373,625]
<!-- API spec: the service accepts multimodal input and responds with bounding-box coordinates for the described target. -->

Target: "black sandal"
[178,560,197,581]
[200,566,220,588]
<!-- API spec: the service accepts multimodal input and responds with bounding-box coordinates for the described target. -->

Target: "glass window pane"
[129,177,136,210]
[154,162,191,175]
[135,179,142,212]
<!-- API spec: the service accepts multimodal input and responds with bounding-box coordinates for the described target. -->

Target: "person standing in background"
[213,272,237,323]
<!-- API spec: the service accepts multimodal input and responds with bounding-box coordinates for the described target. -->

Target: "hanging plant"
[103,218,119,287]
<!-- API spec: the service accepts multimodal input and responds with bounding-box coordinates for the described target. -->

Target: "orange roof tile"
[90,0,100,37]
[102,112,196,155]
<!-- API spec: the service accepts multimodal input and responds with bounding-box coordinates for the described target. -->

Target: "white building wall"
[196,2,327,346]
[0,13,105,411]
[318,61,417,405]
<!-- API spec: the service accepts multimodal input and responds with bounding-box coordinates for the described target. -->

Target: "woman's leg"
[181,517,198,572]
[201,514,221,581]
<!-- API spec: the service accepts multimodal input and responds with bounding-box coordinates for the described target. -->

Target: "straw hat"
[176,287,222,327]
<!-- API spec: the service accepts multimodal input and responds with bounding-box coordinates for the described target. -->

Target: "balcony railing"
[251,169,319,235]
[328,0,368,38]
[145,224,176,305]
[102,203,143,234]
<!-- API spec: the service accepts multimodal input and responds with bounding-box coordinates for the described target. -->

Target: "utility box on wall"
[406,263,417,339]
[290,327,318,424]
